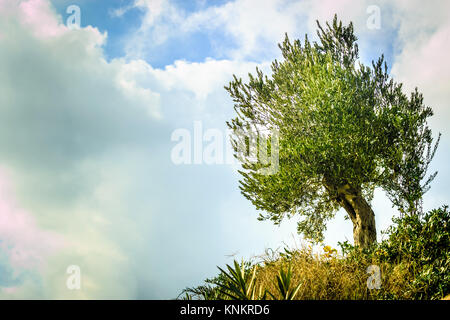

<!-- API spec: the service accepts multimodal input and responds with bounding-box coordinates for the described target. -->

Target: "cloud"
[120,0,309,61]
[388,0,450,209]
[0,0,161,298]
[116,0,396,64]
[0,167,63,292]
[181,0,308,59]
[390,1,450,130]
[118,0,184,59]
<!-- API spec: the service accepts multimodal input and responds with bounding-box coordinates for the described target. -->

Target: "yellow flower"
[375,249,387,257]
[323,245,337,258]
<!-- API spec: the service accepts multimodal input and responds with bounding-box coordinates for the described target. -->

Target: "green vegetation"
[179,206,449,300]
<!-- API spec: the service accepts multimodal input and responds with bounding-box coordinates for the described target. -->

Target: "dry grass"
[251,244,415,300]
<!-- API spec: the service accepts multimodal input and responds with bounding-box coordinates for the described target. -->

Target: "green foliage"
[337,206,449,299]
[214,260,262,300]
[225,14,439,243]
[268,263,302,300]
[179,284,221,300]
[179,207,449,300]
[179,260,259,300]
[376,206,450,299]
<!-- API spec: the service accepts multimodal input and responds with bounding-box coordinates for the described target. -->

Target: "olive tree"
[225,16,440,248]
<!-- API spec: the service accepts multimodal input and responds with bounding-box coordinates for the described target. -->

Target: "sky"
[0,0,449,299]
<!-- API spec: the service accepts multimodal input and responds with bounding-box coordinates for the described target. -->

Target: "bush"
[375,206,450,299]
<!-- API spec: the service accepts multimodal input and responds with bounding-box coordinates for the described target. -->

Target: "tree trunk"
[338,185,377,248]
[324,181,377,248]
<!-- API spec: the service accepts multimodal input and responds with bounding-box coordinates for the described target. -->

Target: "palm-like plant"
[215,260,265,300]
[179,284,221,300]
[269,264,302,300]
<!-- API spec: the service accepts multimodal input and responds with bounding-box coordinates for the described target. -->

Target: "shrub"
[375,206,450,299]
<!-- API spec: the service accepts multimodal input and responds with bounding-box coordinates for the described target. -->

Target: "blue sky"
[52,0,240,66]
[52,0,397,67]
[0,0,449,299]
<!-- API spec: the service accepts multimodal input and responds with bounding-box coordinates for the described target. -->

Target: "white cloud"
[0,167,63,275]
[390,1,450,131]
[182,0,308,59]
[0,0,160,298]
[119,0,184,58]
[114,0,309,61]
[117,0,393,62]
[387,0,450,211]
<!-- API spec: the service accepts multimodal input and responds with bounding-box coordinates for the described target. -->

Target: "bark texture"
[325,181,377,248]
